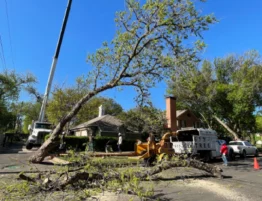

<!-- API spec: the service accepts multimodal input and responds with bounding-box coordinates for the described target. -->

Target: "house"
[71,114,124,138]
[165,96,202,131]
[71,105,141,140]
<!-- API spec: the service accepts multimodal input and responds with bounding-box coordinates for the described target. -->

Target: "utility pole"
[39,0,72,122]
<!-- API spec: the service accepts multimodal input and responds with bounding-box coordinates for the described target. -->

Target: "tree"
[21,102,42,134]
[118,106,166,136]
[46,84,123,126]
[256,115,262,132]
[0,70,36,132]
[30,0,216,163]
[168,51,262,140]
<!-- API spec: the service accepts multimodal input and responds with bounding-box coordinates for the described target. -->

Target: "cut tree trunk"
[199,112,211,129]
[213,115,240,140]
[29,85,117,163]
[20,159,223,192]
[29,91,97,163]
[20,158,223,191]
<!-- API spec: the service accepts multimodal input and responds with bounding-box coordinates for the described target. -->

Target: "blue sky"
[0,0,262,111]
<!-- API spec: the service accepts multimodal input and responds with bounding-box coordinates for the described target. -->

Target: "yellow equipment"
[128,132,175,165]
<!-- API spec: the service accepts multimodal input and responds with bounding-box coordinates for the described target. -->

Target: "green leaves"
[168,50,262,138]
[118,106,166,135]
[85,0,216,104]
[0,70,37,132]
[46,84,123,126]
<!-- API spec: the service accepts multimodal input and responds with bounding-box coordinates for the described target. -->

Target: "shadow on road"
[228,163,250,166]
[0,142,25,154]
[152,174,214,181]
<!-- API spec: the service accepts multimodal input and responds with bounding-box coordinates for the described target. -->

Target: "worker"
[117,133,123,152]
[136,139,142,145]
[88,134,94,152]
[147,133,155,143]
[220,142,228,166]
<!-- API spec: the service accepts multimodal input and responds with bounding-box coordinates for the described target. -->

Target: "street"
[0,144,262,201]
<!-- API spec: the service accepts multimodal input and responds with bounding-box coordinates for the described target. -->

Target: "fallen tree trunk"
[96,159,223,180]
[19,158,223,190]
[213,115,240,140]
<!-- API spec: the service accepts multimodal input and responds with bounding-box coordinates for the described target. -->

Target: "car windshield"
[244,141,252,146]
[35,123,52,129]
[217,140,226,145]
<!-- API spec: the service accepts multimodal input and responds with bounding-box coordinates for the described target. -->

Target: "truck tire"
[241,150,246,158]
[203,151,211,163]
[255,150,259,157]
[25,142,33,150]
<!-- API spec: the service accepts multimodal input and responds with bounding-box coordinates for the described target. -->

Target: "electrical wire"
[4,0,15,68]
[0,35,7,69]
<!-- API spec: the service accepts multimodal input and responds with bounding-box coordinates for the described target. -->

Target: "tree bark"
[213,115,240,140]
[20,159,223,191]
[199,112,211,129]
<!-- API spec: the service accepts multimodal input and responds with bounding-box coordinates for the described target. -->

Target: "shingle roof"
[176,110,188,117]
[71,115,123,132]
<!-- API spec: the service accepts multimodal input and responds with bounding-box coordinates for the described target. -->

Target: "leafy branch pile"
[2,152,222,200]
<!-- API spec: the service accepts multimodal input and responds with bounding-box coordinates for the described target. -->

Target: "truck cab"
[26,121,52,150]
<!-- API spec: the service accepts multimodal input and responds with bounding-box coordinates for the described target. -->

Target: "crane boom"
[38,0,72,122]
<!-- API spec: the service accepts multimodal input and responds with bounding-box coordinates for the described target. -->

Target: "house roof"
[71,115,123,132]
[176,109,200,121]
[176,110,188,117]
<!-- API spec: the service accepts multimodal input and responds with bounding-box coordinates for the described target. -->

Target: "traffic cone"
[254,157,260,170]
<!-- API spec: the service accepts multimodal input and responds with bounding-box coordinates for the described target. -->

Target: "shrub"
[94,136,136,152]
[45,135,137,152]
[45,135,88,151]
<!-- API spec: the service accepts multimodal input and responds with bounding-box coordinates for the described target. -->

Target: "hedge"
[45,135,137,152]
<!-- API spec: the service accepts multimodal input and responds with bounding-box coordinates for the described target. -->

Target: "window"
[35,123,52,129]
[230,141,244,146]
[244,141,252,146]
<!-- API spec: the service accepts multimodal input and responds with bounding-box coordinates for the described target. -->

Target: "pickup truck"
[228,141,259,158]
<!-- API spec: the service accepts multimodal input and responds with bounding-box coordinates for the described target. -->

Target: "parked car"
[228,141,259,158]
[217,140,235,161]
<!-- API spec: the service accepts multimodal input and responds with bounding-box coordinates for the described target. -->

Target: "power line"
[4,0,15,68]
[0,41,4,68]
[0,35,7,69]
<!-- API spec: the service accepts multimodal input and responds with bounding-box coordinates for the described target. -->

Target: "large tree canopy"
[30,0,216,163]
[0,70,36,132]
[118,106,166,136]
[46,83,123,126]
[168,50,262,139]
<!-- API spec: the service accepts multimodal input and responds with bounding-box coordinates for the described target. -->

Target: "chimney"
[166,96,177,131]
[98,105,105,117]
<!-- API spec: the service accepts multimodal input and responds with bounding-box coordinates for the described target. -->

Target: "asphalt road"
[1,144,262,201]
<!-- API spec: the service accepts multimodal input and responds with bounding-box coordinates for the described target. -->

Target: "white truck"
[25,121,52,150]
[171,128,223,162]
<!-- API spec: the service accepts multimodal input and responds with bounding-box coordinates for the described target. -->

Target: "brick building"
[166,97,202,131]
